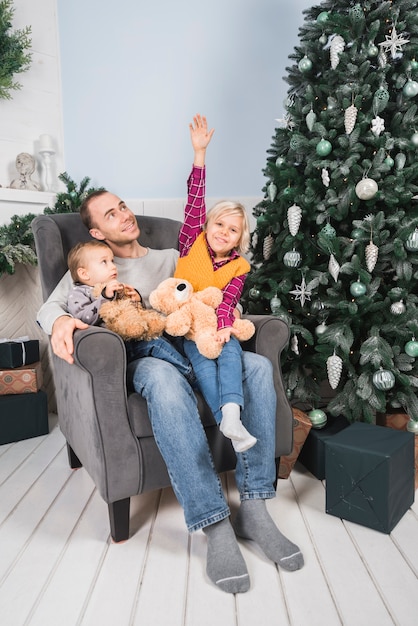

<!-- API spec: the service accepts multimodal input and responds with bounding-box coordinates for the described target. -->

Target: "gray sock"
[202,518,250,593]
[233,500,304,572]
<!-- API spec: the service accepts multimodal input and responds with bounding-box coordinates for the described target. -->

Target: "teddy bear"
[149,277,255,359]
[95,284,166,342]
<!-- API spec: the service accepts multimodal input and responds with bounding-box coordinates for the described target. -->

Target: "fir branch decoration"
[0,172,104,275]
[0,0,32,100]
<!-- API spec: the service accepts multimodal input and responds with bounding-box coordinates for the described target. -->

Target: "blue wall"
[57,0,311,199]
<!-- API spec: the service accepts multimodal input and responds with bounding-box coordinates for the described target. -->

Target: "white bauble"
[355,178,378,200]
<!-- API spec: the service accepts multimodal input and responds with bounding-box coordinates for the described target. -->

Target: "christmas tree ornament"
[319,33,328,46]
[321,223,336,238]
[330,34,345,69]
[327,353,343,390]
[365,240,379,272]
[298,56,312,73]
[321,167,330,187]
[384,155,394,168]
[286,389,293,400]
[270,295,281,314]
[328,253,340,282]
[379,24,410,59]
[403,79,418,98]
[350,280,367,297]
[405,229,418,250]
[283,185,293,198]
[251,231,258,248]
[249,287,260,299]
[355,177,378,200]
[291,334,299,355]
[275,156,285,167]
[308,409,327,429]
[371,115,385,136]
[263,232,274,259]
[316,138,332,156]
[372,369,395,390]
[411,59,418,71]
[395,153,406,170]
[315,322,328,336]
[306,108,317,131]
[283,249,301,267]
[349,3,363,22]
[287,203,302,236]
[411,132,418,146]
[316,11,329,24]
[268,181,277,202]
[289,276,312,307]
[344,104,358,134]
[377,50,387,68]
[326,96,338,110]
[406,419,418,434]
[367,43,379,57]
[390,300,406,315]
[405,339,418,357]
[373,86,390,112]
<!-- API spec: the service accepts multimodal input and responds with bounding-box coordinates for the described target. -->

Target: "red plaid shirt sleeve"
[178,165,206,258]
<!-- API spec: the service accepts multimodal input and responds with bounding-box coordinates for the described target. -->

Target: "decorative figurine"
[9,152,41,191]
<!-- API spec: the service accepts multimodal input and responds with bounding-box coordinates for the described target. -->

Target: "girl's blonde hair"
[204,200,250,254]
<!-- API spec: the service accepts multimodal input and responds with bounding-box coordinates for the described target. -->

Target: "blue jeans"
[125,335,194,383]
[127,351,277,532]
[183,336,243,424]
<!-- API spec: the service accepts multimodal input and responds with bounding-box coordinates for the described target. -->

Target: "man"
[37,117,303,593]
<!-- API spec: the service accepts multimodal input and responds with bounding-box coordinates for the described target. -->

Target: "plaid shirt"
[178,165,246,329]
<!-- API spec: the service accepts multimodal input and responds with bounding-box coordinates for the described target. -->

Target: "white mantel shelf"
[0,188,56,225]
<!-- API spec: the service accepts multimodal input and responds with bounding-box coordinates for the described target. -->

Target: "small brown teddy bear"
[95,284,166,342]
[149,277,255,359]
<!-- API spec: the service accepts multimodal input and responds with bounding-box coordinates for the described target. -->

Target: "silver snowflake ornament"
[371,115,385,136]
[379,25,409,59]
[289,276,312,307]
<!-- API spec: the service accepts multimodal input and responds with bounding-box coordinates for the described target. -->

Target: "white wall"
[57,0,312,199]
[0,0,64,193]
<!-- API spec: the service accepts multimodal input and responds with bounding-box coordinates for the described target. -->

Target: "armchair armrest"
[52,326,142,503]
[242,315,293,457]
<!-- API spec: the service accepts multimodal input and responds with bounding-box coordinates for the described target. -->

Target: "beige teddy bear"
[149,277,255,359]
[96,284,166,342]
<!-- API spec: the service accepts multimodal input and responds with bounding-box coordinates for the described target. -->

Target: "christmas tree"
[242,0,418,428]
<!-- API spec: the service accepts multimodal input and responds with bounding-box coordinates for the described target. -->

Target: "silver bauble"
[355,178,378,200]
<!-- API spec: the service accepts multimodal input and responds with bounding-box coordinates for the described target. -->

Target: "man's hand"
[50,315,89,364]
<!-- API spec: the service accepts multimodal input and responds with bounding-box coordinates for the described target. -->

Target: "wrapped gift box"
[0,362,43,395]
[0,339,40,368]
[376,411,418,490]
[278,408,312,479]
[298,415,350,479]
[326,422,415,533]
[0,390,49,444]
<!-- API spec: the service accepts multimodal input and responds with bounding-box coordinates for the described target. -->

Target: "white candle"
[39,134,54,152]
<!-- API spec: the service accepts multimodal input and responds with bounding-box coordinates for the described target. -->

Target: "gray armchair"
[32,213,293,542]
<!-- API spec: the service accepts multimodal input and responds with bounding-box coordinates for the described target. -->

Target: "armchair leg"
[108,498,130,542]
[273,457,281,490]
[66,442,82,469]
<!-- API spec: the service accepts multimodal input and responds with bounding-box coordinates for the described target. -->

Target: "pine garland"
[0,0,32,100]
[0,172,104,275]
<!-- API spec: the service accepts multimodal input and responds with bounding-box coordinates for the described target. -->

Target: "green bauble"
[350,281,366,297]
[321,223,336,238]
[316,11,329,24]
[367,44,378,57]
[410,59,418,71]
[372,369,395,390]
[316,139,332,156]
[308,409,327,429]
[275,156,285,167]
[403,80,418,98]
[298,56,312,73]
[405,340,418,357]
[407,419,418,434]
[249,287,260,299]
[384,155,394,168]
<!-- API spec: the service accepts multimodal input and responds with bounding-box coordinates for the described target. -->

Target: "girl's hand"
[216,327,232,344]
[189,114,215,153]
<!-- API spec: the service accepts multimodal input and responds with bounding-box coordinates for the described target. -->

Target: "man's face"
[88,192,140,245]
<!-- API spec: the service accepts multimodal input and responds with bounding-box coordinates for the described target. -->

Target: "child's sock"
[220,403,257,452]
[233,500,304,572]
[202,518,250,593]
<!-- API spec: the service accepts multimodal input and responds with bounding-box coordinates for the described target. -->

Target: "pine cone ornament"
[365,241,379,272]
[330,35,345,69]
[328,254,340,282]
[263,233,274,260]
[327,353,343,390]
[306,108,317,131]
[287,204,302,236]
[268,182,277,202]
[344,104,358,134]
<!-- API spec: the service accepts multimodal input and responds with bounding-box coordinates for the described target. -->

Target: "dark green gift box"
[298,414,349,479]
[0,390,49,444]
[0,340,40,368]
[325,422,415,533]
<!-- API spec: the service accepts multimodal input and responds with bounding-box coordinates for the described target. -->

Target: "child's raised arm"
[189,114,215,167]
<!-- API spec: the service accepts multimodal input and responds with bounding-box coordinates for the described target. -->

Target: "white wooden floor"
[0,415,417,626]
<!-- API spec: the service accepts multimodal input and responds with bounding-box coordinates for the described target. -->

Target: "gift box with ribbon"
[0,337,40,368]
[0,362,43,395]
